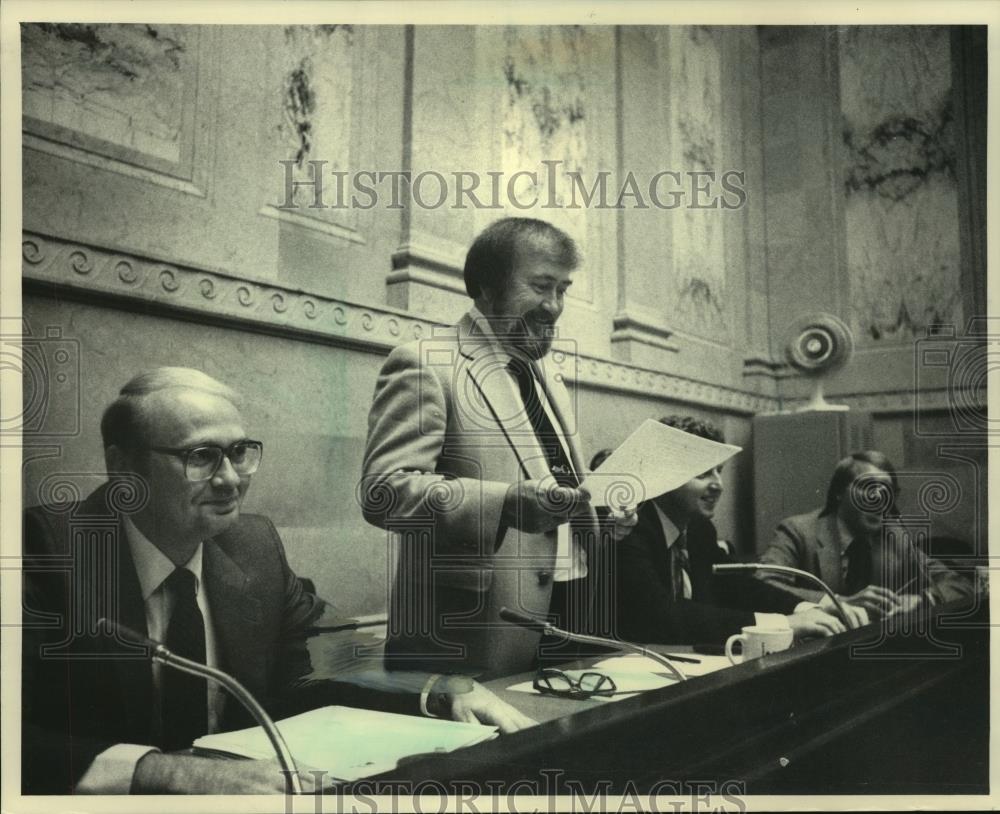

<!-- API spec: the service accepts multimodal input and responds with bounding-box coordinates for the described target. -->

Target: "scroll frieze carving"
[22,232,961,415]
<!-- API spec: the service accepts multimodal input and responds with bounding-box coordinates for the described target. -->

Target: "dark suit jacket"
[22,484,421,794]
[758,509,975,605]
[614,502,800,646]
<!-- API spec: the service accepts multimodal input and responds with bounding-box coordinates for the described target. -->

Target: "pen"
[659,653,701,664]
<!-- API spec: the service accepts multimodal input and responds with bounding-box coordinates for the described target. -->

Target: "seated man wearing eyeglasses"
[614,415,853,648]
[22,367,533,795]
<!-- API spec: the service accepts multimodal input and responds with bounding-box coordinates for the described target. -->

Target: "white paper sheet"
[193,705,498,782]
[580,419,742,507]
[591,653,733,679]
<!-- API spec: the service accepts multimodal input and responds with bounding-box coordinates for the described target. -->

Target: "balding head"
[101,367,240,460]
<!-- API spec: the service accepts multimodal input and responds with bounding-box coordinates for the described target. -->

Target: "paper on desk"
[192,705,497,782]
[580,419,742,507]
[591,653,732,678]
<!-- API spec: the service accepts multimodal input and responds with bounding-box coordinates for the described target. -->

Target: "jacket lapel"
[203,538,265,700]
[73,486,153,740]
[638,502,672,587]
[105,513,156,735]
[814,513,844,593]
[457,313,551,482]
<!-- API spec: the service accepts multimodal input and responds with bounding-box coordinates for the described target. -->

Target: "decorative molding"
[809,387,985,415]
[22,231,436,353]
[258,204,367,246]
[386,232,469,309]
[23,231,978,419]
[390,232,467,277]
[23,134,209,199]
[610,310,679,354]
[742,355,793,380]
[385,265,467,297]
[559,354,777,416]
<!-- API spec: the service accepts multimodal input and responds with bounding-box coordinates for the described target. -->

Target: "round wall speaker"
[785,313,854,375]
[783,313,854,410]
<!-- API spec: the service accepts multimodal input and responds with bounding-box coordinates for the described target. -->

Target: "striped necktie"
[671,529,691,601]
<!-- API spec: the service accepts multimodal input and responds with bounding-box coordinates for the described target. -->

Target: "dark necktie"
[162,567,208,751]
[844,537,873,595]
[508,357,578,488]
[671,530,691,602]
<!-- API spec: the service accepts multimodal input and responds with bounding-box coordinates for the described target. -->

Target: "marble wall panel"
[22,23,196,175]
[668,27,728,341]
[840,25,963,342]
[472,25,614,308]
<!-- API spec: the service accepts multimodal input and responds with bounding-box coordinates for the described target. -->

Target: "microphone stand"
[711,563,857,629]
[100,619,303,794]
[499,607,687,682]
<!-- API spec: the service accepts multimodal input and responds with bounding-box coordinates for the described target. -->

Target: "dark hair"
[820,450,899,517]
[657,414,725,444]
[589,448,614,471]
[100,367,239,454]
[463,217,581,300]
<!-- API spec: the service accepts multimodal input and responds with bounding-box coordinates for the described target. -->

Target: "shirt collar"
[652,503,683,548]
[467,305,503,347]
[123,515,204,601]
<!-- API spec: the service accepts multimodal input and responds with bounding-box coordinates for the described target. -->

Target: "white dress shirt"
[652,504,693,600]
[650,505,792,630]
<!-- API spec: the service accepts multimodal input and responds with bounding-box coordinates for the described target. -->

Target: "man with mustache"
[22,368,532,795]
[362,218,635,677]
[614,415,852,647]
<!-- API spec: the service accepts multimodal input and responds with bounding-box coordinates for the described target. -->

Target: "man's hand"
[785,607,846,640]
[887,593,923,616]
[835,585,902,618]
[132,753,330,794]
[816,595,871,629]
[501,479,590,533]
[606,506,638,542]
[429,676,537,733]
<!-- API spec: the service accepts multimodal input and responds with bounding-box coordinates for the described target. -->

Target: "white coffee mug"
[725,625,794,665]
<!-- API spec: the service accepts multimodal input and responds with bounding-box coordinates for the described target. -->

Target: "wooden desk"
[356,600,989,796]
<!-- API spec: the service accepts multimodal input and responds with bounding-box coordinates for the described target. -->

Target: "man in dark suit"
[615,416,848,646]
[758,451,974,617]
[22,368,532,795]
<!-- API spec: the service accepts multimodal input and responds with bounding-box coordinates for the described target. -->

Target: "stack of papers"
[193,705,498,782]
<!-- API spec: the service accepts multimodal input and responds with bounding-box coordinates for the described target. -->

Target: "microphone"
[307,614,388,634]
[711,563,857,629]
[99,618,303,795]
[498,607,687,683]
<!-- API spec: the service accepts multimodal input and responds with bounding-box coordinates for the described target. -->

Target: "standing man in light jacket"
[361,218,635,677]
